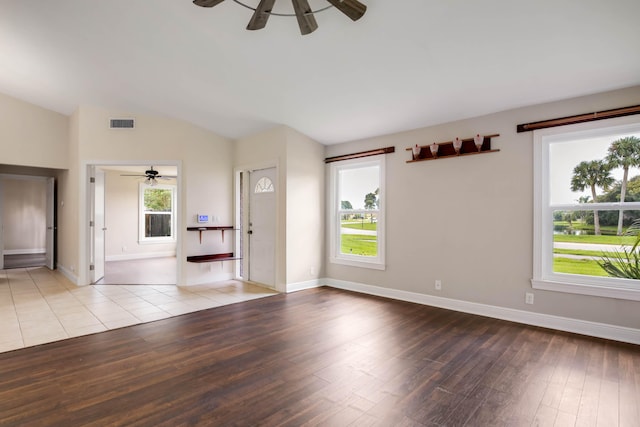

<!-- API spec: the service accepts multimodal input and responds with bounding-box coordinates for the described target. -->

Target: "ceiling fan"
[193,0,367,35]
[120,166,177,186]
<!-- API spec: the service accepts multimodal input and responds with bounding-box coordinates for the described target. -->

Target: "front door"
[248,168,276,287]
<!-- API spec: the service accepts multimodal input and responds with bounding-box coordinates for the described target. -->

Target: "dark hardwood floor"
[0,287,638,426]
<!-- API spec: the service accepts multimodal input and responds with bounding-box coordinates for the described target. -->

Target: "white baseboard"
[3,248,46,255]
[105,251,176,262]
[286,279,323,293]
[324,278,640,346]
[56,264,78,286]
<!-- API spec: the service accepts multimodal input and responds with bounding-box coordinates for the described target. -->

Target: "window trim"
[533,115,640,301]
[329,156,386,270]
[138,183,177,244]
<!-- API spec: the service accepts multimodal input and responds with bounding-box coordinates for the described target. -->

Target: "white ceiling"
[1,0,639,145]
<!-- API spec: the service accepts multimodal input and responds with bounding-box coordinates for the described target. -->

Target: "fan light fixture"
[193,0,367,35]
[120,166,177,186]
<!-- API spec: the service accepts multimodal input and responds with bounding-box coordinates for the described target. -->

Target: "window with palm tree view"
[534,116,640,300]
[330,156,385,270]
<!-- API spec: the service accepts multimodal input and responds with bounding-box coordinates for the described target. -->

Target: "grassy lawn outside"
[341,221,377,231]
[552,220,638,276]
[341,234,377,256]
[553,234,635,245]
[554,248,616,257]
[553,257,608,277]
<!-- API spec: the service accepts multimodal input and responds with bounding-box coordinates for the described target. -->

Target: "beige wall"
[325,86,640,329]
[0,92,69,269]
[0,92,68,169]
[234,126,287,290]
[70,106,234,285]
[1,178,46,252]
[284,127,325,285]
[234,125,325,290]
[103,170,177,260]
[56,110,80,277]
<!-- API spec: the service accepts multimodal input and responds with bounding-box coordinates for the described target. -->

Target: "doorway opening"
[87,163,180,285]
[0,174,55,270]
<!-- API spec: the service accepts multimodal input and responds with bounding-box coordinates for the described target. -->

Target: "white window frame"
[138,183,177,244]
[533,115,640,301]
[329,155,385,270]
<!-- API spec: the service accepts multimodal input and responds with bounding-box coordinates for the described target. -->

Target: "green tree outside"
[570,160,614,235]
[605,136,640,235]
[144,189,172,212]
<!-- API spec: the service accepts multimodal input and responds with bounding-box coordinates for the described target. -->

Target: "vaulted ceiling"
[1,0,639,144]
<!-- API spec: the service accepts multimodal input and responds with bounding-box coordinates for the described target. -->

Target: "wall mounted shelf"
[186,226,235,243]
[406,134,500,163]
[186,226,240,264]
[186,253,241,263]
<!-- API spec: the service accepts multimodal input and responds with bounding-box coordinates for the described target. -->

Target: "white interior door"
[91,168,106,283]
[248,168,276,287]
[45,177,55,270]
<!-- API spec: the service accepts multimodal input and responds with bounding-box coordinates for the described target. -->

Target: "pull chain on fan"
[193,0,367,35]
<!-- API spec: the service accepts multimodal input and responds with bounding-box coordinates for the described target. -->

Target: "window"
[139,183,176,243]
[533,115,640,301]
[329,156,385,269]
[254,177,274,193]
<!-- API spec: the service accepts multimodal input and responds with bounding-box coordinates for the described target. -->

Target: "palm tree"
[606,136,640,235]
[571,160,614,235]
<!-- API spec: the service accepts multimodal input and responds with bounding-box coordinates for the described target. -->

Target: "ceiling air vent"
[109,118,135,129]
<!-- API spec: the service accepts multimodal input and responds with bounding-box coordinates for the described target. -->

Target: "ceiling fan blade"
[291,0,318,35]
[193,0,225,8]
[326,0,366,21]
[247,0,277,30]
[120,174,146,177]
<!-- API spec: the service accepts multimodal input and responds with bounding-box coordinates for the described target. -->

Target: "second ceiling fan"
[120,166,177,186]
[193,0,367,35]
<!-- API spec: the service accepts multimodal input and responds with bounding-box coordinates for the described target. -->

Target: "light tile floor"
[0,267,278,354]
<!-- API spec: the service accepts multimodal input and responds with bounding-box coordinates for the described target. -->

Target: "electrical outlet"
[525,292,534,305]
[310,267,316,276]
[435,280,442,290]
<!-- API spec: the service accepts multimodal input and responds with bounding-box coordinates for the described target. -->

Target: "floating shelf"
[406,134,500,163]
[186,252,241,263]
[187,226,236,243]
[186,226,240,264]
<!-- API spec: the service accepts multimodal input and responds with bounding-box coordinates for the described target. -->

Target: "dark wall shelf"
[187,226,236,243]
[186,253,241,263]
[406,134,500,163]
[186,226,240,264]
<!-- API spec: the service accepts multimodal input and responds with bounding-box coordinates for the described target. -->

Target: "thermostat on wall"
[197,214,209,223]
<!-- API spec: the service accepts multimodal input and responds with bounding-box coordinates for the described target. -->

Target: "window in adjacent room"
[139,183,176,243]
[329,156,385,270]
[533,115,640,301]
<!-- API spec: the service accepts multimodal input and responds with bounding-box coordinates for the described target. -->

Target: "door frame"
[82,160,182,286]
[234,161,282,292]
[45,177,56,270]
[88,167,105,283]
[0,173,56,270]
